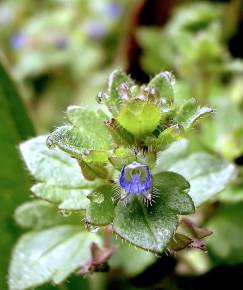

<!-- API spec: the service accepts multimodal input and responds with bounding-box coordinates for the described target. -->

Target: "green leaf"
[106,69,135,115]
[154,172,195,214]
[8,225,102,290]
[20,136,97,210]
[207,203,243,264]
[78,160,109,181]
[145,125,184,150]
[0,55,35,140]
[219,185,243,203]
[168,153,235,207]
[47,106,112,160]
[86,185,115,226]
[105,118,135,146]
[20,135,93,188]
[15,200,80,230]
[113,197,178,253]
[117,101,161,137]
[176,98,213,130]
[31,184,91,211]
[153,139,189,173]
[148,71,174,104]
[108,147,136,170]
[0,56,35,290]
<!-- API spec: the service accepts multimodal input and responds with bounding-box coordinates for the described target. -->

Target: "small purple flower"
[86,21,106,40]
[10,32,27,49]
[105,3,122,19]
[119,162,152,197]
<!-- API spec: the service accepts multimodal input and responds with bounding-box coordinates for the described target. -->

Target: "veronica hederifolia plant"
[9,70,235,290]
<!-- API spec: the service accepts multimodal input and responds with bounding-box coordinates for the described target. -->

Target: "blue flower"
[119,162,152,198]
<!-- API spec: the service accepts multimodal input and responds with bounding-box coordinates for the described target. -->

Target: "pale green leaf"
[169,153,235,207]
[14,200,80,230]
[153,139,189,173]
[106,69,135,115]
[176,98,213,130]
[8,225,101,290]
[148,71,174,104]
[31,183,91,211]
[20,136,92,188]
[117,101,161,137]
[47,106,112,161]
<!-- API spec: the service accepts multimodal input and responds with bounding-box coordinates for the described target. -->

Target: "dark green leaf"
[0,56,35,290]
[154,172,195,214]
[207,203,243,264]
[86,185,115,226]
[145,125,184,150]
[113,197,178,253]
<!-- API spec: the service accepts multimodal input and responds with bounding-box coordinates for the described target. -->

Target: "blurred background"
[0,0,243,289]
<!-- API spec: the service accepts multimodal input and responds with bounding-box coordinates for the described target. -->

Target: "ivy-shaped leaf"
[114,197,178,253]
[20,136,97,210]
[153,139,189,173]
[8,225,101,290]
[14,200,81,230]
[113,172,194,253]
[176,98,213,130]
[31,184,91,211]
[154,143,235,207]
[154,172,195,215]
[47,106,112,161]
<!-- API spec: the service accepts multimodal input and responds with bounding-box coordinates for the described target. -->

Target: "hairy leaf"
[8,225,101,290]
[86,185,115,226]
[176,98,213,130]
[47,106,112,160]
[15,200,80,230]
[117,101,161,137]
[169,153,235,206]
[31,184,91,211]
[114,197,178,253]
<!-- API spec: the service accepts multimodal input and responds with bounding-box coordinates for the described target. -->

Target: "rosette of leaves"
[9,70,235,290]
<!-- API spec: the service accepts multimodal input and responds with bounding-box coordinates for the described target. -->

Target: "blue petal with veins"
[119,162,151,195]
